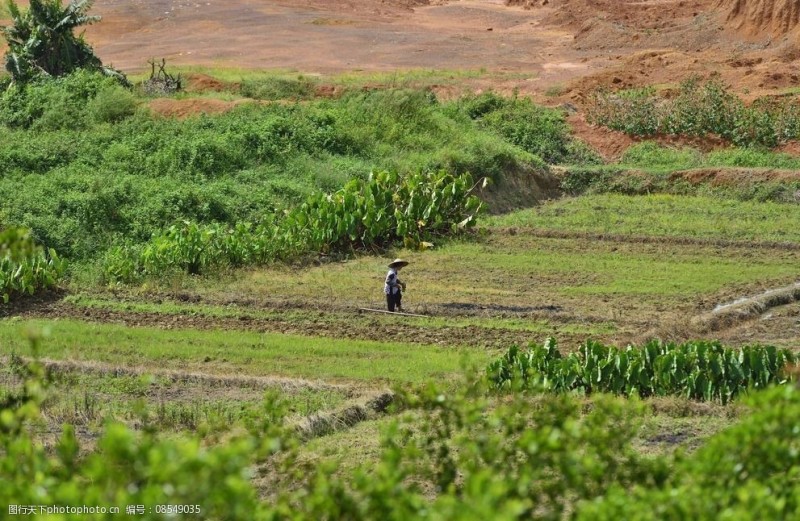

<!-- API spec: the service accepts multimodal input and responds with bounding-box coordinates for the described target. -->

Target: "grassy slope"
[617,143,800,171]
[0,73,545,262]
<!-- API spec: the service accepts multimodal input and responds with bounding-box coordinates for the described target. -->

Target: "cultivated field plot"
[4,193,798,450]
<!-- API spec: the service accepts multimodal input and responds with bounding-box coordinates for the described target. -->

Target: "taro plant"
[487,338,797,404]
[0,226,65,302]
[103,170,484,282]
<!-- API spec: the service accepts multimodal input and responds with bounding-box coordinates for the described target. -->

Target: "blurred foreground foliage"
[3,333,799,520]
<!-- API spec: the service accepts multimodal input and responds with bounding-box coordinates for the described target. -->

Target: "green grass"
[486,193,800,243]
[438,238,799,298]
[128,66,503,97]
[618,142,800,171]
[0,319,483,384]
[167,232,800,329]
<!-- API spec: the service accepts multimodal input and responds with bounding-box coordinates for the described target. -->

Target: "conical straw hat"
[388,258,409,268]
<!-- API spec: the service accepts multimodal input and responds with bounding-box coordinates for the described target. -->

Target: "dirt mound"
[693,281,800,332]
[148,98,253,119]
[480,166,561,213]
[511,0,719,34]
[184,73,236,93]
[566,113,637,160]
[721,0,800,37]
[505,0,547,7]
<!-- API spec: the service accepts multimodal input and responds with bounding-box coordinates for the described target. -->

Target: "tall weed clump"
[588,76,800,148]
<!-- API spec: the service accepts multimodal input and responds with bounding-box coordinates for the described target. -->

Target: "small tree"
[1,0,123,84]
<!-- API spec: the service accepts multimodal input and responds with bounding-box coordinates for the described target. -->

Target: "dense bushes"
[103,170,483,281]
[0,340,288,520]
[0,227,65,302]
[588,76,800,148]
[452,91,602,165]
[487,338,796,404]
[4,339,800,519]
[0,77,573,266]
[0,70,134,129]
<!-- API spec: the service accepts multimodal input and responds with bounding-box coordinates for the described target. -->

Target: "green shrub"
[588,77,800,149]
[450,92,598,164]
[87,86,137,123]
[589,86,661,136]
[0,70,124,129]
[4,332,800,519]
[0,338,290,521]
[576,385,800,520]
[239,75,317,100]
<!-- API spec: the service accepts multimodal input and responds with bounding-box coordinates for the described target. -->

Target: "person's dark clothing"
[384,268,403,312]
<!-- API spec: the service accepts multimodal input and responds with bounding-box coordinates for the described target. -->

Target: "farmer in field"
[385,258,408,312]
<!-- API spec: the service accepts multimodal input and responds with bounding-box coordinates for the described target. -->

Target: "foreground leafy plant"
[3,331,800,519]
[487,338,797,404]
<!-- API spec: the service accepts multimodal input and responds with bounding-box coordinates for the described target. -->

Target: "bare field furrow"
[16,301,569,349]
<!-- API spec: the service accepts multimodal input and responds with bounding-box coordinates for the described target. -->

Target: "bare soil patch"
[1,0,796,104]
[567,113,637,161]
[148,97,254,118]
[16,297,576,350]
[184,72,237,93]
[721,0,800,38]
